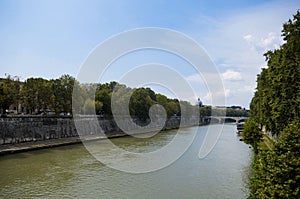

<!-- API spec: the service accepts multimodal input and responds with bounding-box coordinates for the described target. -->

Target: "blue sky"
[0,0,299,108]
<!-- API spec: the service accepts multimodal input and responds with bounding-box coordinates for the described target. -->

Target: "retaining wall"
[0,116,200,145]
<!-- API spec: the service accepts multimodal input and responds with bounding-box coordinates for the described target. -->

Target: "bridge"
[202,116,248,124]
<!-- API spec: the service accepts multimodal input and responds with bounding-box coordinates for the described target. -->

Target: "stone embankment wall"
[0,116,200,145]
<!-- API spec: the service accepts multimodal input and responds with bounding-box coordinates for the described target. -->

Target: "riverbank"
[0,115,206,155]
[0,136,82,155]
[0,131,139,155]
[0,127,154,155]
[0,126,191,156]
[0,122,212,156]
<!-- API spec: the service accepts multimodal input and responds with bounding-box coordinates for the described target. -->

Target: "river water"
[0,124,252,198]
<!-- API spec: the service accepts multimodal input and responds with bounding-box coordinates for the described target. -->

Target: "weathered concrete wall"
[0,116,200,145]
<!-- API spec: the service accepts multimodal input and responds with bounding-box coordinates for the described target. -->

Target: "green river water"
[0,124,252,198]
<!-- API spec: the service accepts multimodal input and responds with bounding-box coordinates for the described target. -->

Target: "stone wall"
[0,116,77,144]
[0,115,200,145]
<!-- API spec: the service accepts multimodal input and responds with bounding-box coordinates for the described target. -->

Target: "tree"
[250,11,300,136]
[249,121,300,198]
[0,75,20,114]
[226,107,249,117]
[242,119,262,154]
[247,11,300,198]
[83,99,95,115]
[129,88,156,121]
[95,84,112,116]
[95,100,103,115]
[72,81,88,115]
[83,99,102,115]
[156,93,168,106]
[23,77,53,113]
[165,100,180,117]
[58,75,75,113]
[199,105,212,117]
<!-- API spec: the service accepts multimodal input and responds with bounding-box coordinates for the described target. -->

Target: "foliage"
[95,83,112,116]
[242,119,262,154]
[248,121,300,199]
[83,99,103,115]
[0,75,199,120]
[0,74,248,119]
[129,88,156,121]
[165,100,180,117]
[198,106,248,118]
[225,107,249,117]
[250,11,300,136]
[247,11,300,198]
[0,75,20,113]
[156,94,180,117]
[199,105,212,117]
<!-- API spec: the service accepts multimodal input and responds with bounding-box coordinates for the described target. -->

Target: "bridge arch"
[203,116,249,124]
[237,118,247,123]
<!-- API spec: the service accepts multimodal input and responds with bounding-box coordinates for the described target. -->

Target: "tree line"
[0,75,201,119]
[242,11,300,198]
[0,74,75,115]
[0,75,248,120]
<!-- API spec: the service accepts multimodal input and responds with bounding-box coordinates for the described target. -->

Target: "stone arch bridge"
[202,116,248,124]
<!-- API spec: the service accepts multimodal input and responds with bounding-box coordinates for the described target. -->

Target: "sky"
[0,0,299,108]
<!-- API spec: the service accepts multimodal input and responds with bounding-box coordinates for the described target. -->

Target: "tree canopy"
[250,11,300,136]
[242,119,262,154]
[249,121,300,198]
[246,11,300,198]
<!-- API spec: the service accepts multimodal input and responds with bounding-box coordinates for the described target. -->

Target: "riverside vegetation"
[0,76,248,120]
[242,11,300,198]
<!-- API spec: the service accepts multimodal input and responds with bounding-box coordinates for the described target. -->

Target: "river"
[0,124,252,198]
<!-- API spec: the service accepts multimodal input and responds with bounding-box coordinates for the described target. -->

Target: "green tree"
[129,88,156,121]
[156,93,168,106]
[83,99,102,115]
[199,105,212,117]
[22,77,52,113]
[0,75,20,114]
[58,75,75,113]
[249,121,300,198]
[247,11,300,198]
[250,11,300,136]
[165,100,180,117]
[72,81,88,114]
[226,107,249,117]
[242,119,262,154]
[95,84,112,116]
[83,99,95,114]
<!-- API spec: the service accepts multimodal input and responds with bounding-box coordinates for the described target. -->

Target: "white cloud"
[243,32,282,52]
[243,34,253,42]
[185,0,299,108]
[222,70,242,81]
[260,32,278,47]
